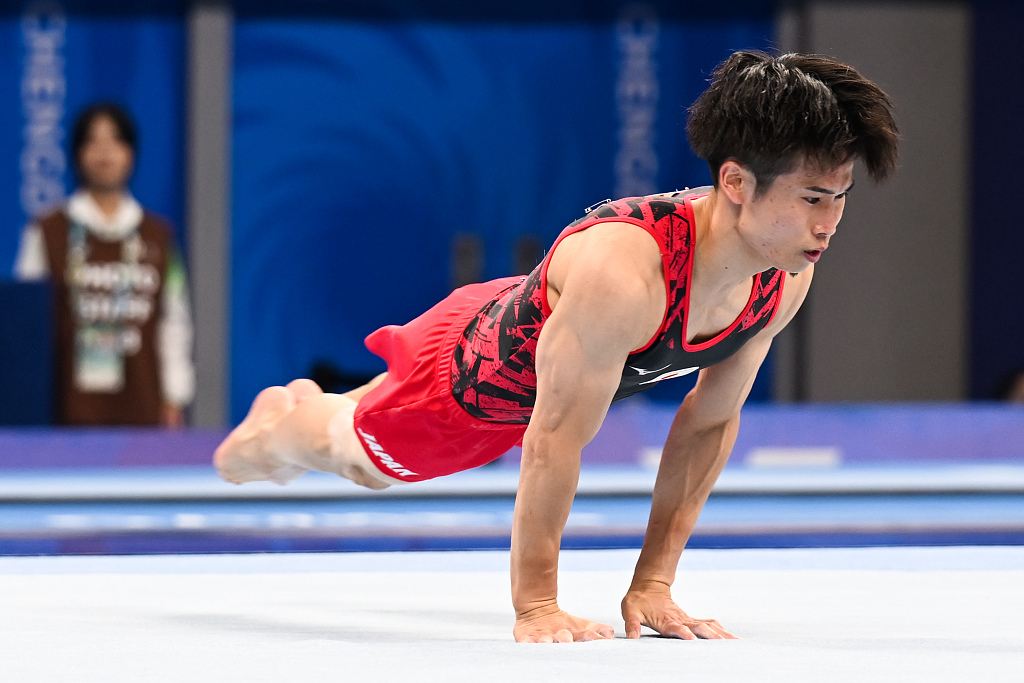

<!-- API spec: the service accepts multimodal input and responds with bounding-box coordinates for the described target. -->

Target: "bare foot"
[286,378,324,403]
[214,386,306,485]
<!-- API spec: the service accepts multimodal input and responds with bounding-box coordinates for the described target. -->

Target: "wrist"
[510,537,561,617]
[630,538,684,590]
[511,567,559,616]
[627,576,673,596]
[513,597,561,621]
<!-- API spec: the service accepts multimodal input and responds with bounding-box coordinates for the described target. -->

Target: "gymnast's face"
[78,115,134,193]
[730,158,855,273]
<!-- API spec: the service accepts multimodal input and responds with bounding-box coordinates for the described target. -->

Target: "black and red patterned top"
[450,188,786,424]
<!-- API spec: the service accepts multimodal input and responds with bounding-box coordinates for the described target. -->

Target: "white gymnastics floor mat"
[1,546,1022,682]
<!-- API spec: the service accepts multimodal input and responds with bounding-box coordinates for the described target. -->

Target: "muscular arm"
[623,267,814,639]
[511,223,663,642]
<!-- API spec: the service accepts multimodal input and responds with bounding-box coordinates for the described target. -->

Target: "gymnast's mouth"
[804,249,824,262]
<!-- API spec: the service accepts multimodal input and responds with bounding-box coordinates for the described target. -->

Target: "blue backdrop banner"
[231,3,775,421]
[0,2,185,277]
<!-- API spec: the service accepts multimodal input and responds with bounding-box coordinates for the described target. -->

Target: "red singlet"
[354,190,785,482]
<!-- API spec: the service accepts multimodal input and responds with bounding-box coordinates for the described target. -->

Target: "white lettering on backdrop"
[21,1,67,220]
[615,3,660,199]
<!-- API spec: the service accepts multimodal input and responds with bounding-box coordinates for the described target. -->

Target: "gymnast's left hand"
[621,582,738,640]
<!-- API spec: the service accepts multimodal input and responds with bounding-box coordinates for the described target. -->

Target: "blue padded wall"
[230,1,776,421]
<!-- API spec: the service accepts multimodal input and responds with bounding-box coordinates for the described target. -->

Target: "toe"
[286,378,324,402]
[251,386,297,419]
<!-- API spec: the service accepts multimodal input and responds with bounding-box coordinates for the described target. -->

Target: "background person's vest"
[37,208,171,425]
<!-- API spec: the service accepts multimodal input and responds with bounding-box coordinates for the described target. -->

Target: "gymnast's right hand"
[513,604,615,643]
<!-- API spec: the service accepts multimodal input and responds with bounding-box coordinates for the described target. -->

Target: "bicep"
[529,266,657,450]
[530,309,624,444]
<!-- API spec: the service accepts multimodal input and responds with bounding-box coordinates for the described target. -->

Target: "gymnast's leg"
[213,375,399,490]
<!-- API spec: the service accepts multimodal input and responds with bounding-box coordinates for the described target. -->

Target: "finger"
[690,622,725,640]
[578,628,614,642]
[711,624,740,640]
[575,629,601,642]
[538,635,554,644]
[662,623,697,640]
[697,619,738,639]
[581,622,615,640]
[624,615,643,640]
[555,629,574,643]
[516,635,536,644]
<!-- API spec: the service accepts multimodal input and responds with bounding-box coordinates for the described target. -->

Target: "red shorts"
[353,278,528,482]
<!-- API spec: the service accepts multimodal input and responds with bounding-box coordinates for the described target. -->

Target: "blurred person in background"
[13,103,194,427]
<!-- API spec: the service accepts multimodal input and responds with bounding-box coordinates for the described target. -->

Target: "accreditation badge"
[74,324,126,393]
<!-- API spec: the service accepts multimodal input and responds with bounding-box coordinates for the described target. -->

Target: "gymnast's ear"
[718,160,755,205]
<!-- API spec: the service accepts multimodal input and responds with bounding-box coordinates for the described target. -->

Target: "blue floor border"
[4,527,1024,557]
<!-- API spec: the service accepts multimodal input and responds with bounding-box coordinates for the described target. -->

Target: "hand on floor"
[513,605,615,643]
[621,583,737,640]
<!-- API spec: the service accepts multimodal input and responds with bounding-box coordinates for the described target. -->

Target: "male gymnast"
[215,50,899,643]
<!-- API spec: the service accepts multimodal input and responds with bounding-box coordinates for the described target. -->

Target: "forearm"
[510,432,581,616]
[631,406,740,589]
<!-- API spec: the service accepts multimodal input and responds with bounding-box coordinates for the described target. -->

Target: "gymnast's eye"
[804,197,821,205]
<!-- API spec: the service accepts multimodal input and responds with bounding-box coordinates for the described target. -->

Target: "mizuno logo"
[639,367,699,385]
[356,429,418,477]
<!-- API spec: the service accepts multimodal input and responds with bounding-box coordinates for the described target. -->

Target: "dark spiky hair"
[687,51,899,194]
